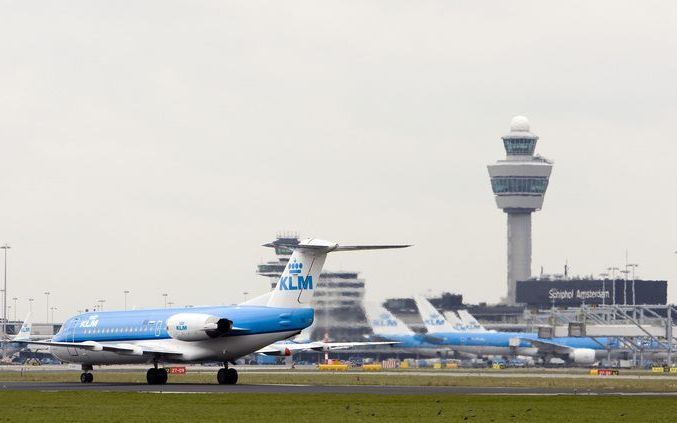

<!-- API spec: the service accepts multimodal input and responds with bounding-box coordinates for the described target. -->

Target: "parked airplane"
[456,309,491,332]
[414,296,616,364]
[363,302,442,351]
[19,238,409,384]
[1,314,34,361]
[1,313,32,342]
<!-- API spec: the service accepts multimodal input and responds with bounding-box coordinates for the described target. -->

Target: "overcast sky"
[1,1,676,323]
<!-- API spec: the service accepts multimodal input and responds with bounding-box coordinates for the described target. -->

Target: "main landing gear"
[80,364,93,383]
[217,364,238,385]
[147,365,168,385]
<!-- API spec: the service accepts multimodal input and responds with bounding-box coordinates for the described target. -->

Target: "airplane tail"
[265,239,410,309]
[414,295,459,334]
[442,311,468,332]
[457,310,489,332]
[363,301,415,337]
[14,313,32,341]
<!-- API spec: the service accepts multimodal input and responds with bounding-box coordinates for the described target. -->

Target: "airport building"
[516,278,667,308]
[488,116,553,305]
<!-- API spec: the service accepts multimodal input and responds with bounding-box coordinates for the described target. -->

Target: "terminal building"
[516,278,667,309]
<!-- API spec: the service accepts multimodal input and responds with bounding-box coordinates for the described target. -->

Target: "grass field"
[2,371,677,391]
[0,391,676,422]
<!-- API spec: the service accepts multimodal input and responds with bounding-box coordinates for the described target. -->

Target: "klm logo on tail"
[424,313,445,326]
[278,260,313,291]
[372,313,398,327]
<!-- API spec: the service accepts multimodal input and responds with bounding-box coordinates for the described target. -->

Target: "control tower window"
[491,177,548,194]
[503,138,536,155]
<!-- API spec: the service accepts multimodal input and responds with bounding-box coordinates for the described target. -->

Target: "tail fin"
[442,311,468,332]
[414,295,459,334]
[265,238,410,309]
[457,310,489,332]
[14,313,32,341]
[363,301,415,337]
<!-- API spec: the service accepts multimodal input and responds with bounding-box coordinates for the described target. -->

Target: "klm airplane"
[363,302,443,352]
[20,239,409,385]
[414,296,617,364]
[1,314,34,358]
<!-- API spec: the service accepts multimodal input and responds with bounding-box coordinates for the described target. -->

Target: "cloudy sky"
[1,1,676,322]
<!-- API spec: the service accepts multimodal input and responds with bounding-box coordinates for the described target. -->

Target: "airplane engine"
[166,313,233,342]
[568,348,596,365]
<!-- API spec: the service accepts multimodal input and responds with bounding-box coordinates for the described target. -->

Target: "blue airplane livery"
[414,296,617,364]
[363,302,443,351]
[20,239,409,385]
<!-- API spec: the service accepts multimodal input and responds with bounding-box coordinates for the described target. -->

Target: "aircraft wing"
[310,341,398,351]
[522,338,573,355]
[256,341,398,356]
[14,340,184,357]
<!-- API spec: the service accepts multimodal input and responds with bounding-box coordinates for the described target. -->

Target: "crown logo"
[289,260,303,275]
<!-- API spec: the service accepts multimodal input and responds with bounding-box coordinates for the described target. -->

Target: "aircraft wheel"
[86,373,94,383]
[225,368,238,385]
[217,368,227,384]
[80,373,88,383]
[158,368,168,385]
[146,368,158,385]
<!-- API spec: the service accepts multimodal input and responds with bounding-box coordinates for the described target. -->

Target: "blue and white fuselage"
[50,306,313,365]
[19,238,410,384]
[426,331,614,357]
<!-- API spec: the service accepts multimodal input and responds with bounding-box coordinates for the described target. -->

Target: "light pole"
[50,306,57,324]
[97,299,105,312]
[599,272,609,306]
[162,293,168,308]
[243,291,249,302]
[627,264,639,305]
[620,269,630,305]
[1,244,10,336]
[168,301,174,308]
[28,298,33,313]
[123,290,130,311]
[608,267,619,305]
[44,291,50,324]
[12,297,17,321]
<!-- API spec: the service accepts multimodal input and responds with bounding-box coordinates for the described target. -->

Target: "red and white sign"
[167,367,187,375]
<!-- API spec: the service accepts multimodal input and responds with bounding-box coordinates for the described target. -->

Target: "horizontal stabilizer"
[334,245,412,251]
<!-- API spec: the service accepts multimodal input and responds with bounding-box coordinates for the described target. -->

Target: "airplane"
[253,323,397,360]
[456,309,491,332]
[363,302,442,352]
[414,295,617,365]
[18,238,409,384]
[1,314,36,361]
[1,313,33,342]
[255,339,398,357]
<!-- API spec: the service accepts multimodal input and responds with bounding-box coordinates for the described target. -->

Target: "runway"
[2,381,677,396]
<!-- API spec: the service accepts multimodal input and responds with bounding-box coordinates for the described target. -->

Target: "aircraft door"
[67,318,79,356]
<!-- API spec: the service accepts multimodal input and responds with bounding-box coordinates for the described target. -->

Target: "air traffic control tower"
[488,116,553,304]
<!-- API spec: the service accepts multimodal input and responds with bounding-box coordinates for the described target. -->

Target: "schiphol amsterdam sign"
[547,288,610,301]
[516,279,667,307]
